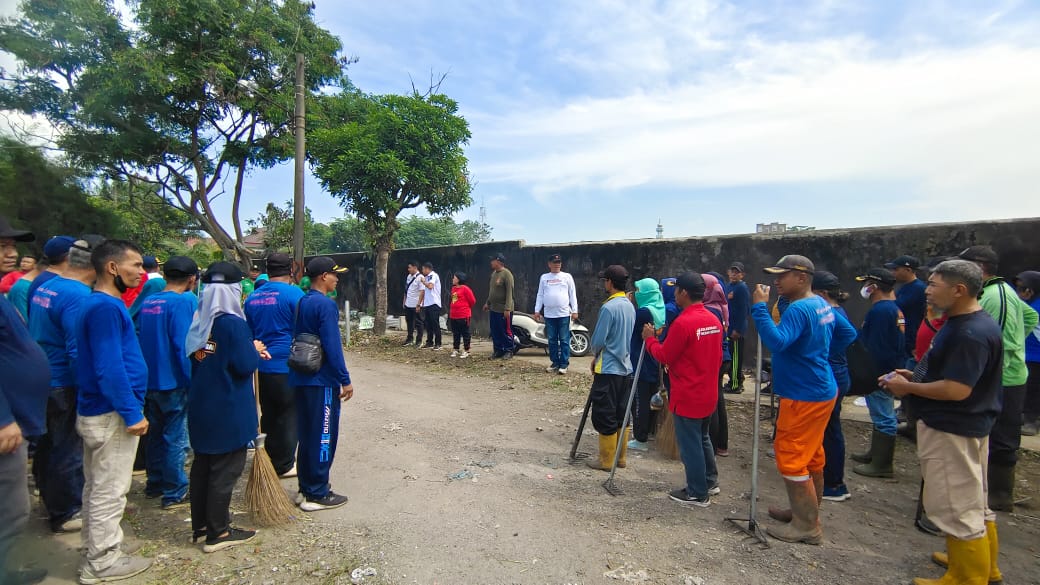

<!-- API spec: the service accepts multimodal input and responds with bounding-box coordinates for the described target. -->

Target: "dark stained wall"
[324,218,1040,345]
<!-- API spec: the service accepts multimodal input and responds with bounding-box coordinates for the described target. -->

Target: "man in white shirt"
[419,261,443,350]
[534,253,579,374]
[402,261,426,347]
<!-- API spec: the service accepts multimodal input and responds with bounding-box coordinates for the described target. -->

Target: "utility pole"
[292,52,306,273]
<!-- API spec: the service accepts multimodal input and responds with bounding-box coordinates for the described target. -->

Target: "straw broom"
[246,373,299,526]
[655,389,680,460]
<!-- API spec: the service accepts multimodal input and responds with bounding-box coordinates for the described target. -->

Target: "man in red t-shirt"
[643,272,724,507]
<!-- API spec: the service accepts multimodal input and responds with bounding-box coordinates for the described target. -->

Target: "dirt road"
[14,338,1040,584]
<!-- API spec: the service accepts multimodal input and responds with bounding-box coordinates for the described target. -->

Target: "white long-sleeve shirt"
[534,271,578,318]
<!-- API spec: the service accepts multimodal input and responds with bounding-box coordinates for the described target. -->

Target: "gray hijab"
[185,282,245,356]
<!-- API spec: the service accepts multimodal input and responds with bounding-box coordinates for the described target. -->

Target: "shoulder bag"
[288,296,323,374]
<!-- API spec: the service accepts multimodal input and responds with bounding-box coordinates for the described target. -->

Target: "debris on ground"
[448,469,474,481]
[350,566,377,583]
[604,564,651,582]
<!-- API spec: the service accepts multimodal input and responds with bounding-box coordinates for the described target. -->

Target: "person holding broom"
[752,255,857,544]
[642,272,724,506]
[185,262,270,552]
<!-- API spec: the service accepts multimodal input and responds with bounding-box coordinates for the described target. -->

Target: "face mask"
[114,273,129,293]
[859,285,873,299]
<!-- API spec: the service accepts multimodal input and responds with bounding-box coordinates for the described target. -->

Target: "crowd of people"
[3,209,1039,585]
[0,216,356,584]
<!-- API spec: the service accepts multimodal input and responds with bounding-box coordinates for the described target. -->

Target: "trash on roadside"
[448,469,474,481]
[350,566,377,583]
[469,460,496,469]
[546,474,554,480]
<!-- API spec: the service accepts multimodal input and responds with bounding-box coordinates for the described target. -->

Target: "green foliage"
[90,179,202,255]
[246,200,332,255]
[395,216,491,248]
[0,0,346,264]
[0,137,117,249]
[308,90,473,249]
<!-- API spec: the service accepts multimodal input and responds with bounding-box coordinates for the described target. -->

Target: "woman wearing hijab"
[702,273,733,457]
[185,262,270,553]
[627,278,665,451]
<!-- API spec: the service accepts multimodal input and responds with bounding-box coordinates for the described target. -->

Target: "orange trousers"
[774,397,835,480]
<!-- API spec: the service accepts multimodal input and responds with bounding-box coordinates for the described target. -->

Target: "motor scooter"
[510,312,591,357]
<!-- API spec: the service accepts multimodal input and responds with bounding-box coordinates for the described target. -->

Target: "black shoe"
[401,339,414,346]
[299,491,349,512]
[500,352,513,360]
[202,527,257,553]
[668,488,711,507]
[915,515,943,537]
[190,529,207,544]
[2,568,47,585]
[723,387,744,395]
[490,352,504,360]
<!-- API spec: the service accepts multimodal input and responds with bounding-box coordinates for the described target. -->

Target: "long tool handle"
[568,390,594,460]
[749,335,764,521]
[606,344,646,481]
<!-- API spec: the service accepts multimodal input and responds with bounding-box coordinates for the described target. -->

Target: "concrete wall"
[325,217,1040,344]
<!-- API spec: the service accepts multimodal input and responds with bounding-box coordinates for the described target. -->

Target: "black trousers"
[31,386,83,529]
[451,317,471,350]
[258,373,297,475]
[989,384,1026,467]
[423,305,442,346]
[709,363,729,450]
[631,380,658,443]
[190,448,247,540]
[1024,362,1040,423]
[405,306,423,342]
[590,374,632,435]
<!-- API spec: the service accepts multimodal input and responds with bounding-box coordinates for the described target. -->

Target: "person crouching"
[184,262,269,552]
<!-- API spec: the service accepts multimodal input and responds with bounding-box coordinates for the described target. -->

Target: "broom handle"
[606,344,646,481]
[749,334,764,521]
[253,371,262,435]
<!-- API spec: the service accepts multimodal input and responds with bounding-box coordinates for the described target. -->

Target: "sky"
[3,0,1039,243]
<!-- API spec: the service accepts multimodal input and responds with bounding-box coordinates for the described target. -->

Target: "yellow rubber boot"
[587,433,618,472]
[930,522,1003,584]
[617,428,630,468]
[915,535,989,585]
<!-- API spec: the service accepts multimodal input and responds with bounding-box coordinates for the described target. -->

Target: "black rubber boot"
[852,430,895,478]
[987,462,1015,512]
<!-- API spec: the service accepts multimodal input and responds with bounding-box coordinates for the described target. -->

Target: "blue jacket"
[245,281,305,375]
[861,299,907,376]
[590,292,636,376]
[895,279,927,357]
[76,293,148,426]
[0,295,50,436]
[137,290,197,390]
[188,314,259,454]
[752,295,857,402]
[28,275,92,388]
[288,290,351,387]
[829,306,852,393]
[725,280,750,335]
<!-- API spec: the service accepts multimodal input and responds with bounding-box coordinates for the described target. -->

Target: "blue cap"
[43,236,76,261]
[142,255,159,270]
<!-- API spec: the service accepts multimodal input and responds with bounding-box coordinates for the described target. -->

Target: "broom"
[655,366,680,460]
[246,372,299,526]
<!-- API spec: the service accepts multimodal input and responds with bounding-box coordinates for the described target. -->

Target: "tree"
[0,136,118,247]
[309,89,472,334]
[90,178,204,255]
[395,216,491,248]
[247,200,332,254]
[0,0,345,267]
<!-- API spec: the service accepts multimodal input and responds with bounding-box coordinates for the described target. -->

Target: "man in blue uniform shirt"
[245,252,305,477]
[886,255,927,364]
[137,256,198,509]
[724,262,750,393]
[289,257,355,512]
[75,240,153,584]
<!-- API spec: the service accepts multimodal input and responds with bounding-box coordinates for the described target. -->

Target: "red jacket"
[645,303,724,419]
[449,285,476,319]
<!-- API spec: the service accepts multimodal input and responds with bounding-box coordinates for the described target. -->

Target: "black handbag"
[288,297,323,374]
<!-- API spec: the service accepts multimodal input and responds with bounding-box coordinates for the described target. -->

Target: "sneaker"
[500,352,513,360]
[715,448,729,457]
[627,439,649,452]
[668,488,711,507]
[78,554,152,584]
[144,491,161,499]
[557,368,568,375]
[422,343,435,349]
[413,342,423,348]
[490,352,503,360]
[2,567,47,585]
[459,351,470,358]
[822,484,851,502]
[299,491,349,512]
[294,492,305,505]
[55,512,82,533]
[707,484,721,496]
[432,345,443,351]
[202,527,257,553]
[545,365,558,373]
[450,350,459,357]
[400,339,414,346]
[190,529,207,545]
[1022,421,1039,436]
[161,496,189,510]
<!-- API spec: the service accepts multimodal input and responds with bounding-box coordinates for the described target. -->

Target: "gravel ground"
[12,333,1040,584]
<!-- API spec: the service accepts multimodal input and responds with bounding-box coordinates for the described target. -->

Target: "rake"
[725,335,769,547]
[603,345,646,496]
[567,390,594,464]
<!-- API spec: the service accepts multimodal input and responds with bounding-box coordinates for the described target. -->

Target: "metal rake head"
[567,451,591,464]
[602,477,624,496]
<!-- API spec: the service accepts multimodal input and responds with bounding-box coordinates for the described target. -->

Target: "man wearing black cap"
[1016,271,1040,436]
[642,272,723,506]
[585,265,636,471]
[753,255,857,544]
[725,262,750,393]
[28,240,97,535]
[850,268,905,479]
[75,239,153,583]
[0,216,33,281]
[534,253,579,374]
[958,245,1039,511]
[885,255,927,364]
[137,256,199,509]
[288,257,354,512]
[483,253,515,359]
[245,252,306,478]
